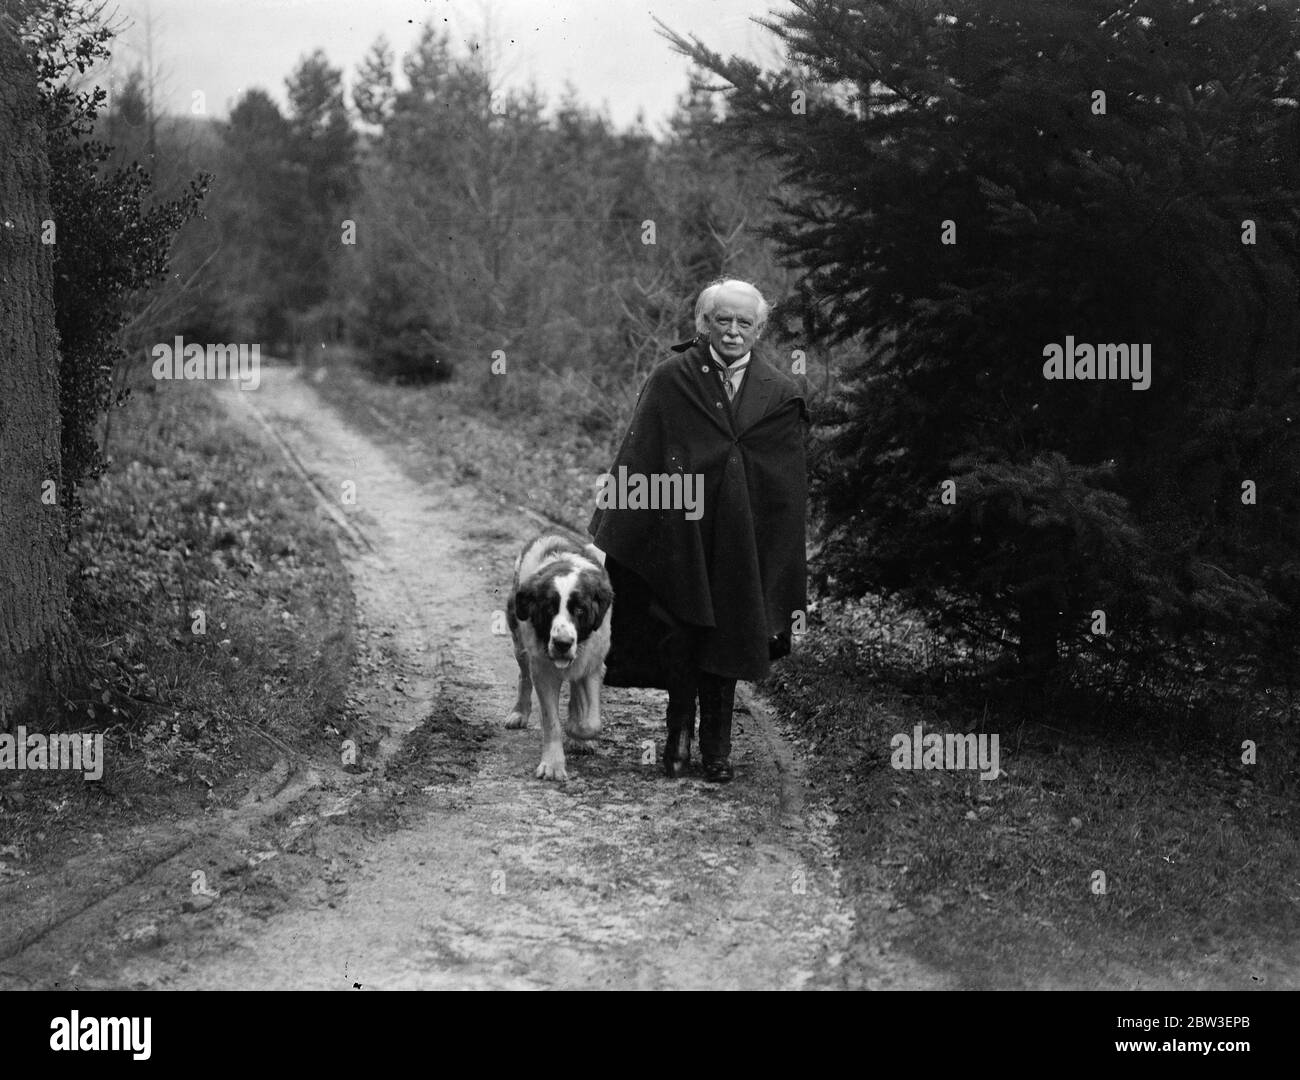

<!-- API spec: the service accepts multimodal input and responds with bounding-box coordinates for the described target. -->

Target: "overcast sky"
[100,0,791,133]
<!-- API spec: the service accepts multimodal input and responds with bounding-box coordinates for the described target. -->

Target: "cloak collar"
[682,340,779,438]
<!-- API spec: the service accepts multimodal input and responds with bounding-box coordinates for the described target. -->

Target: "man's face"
[706,289,762,362]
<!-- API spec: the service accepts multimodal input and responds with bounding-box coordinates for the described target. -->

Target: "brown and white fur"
[504,533,613,781]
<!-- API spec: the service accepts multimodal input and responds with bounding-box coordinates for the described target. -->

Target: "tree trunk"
[0,16,67,719]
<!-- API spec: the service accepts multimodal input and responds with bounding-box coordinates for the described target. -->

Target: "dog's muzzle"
[549,637,575,666]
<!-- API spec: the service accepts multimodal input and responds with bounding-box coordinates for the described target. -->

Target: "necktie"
[720,362,746,400]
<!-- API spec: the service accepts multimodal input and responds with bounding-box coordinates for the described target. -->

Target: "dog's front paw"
[504,710,529,729]
[663,755,689,778]
[563,706,602,740]
[535,756,567,781]
[663,732,692,778]
[564,720,601,741]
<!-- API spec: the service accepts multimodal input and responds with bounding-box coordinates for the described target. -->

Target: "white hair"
[694,278,770,335]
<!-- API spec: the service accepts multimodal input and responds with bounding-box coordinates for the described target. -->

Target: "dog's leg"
[531,661,567,781]
[503,627,533,729]
[663,675,696,778]
[564,671,602,749]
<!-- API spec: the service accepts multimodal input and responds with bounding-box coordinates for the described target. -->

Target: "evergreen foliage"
[665,0,1300,681]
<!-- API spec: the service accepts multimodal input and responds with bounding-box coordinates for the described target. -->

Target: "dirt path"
[4,366,942,990]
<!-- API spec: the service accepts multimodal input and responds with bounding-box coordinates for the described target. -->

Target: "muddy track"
[1,366,943,990]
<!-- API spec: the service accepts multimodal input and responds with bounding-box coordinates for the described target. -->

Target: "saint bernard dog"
[504,532,614,781]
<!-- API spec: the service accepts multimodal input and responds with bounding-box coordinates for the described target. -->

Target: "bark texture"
[0,16,67,714]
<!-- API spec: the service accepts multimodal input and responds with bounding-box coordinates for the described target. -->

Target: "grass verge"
[768,605,1298,989]
[1,374,355,879]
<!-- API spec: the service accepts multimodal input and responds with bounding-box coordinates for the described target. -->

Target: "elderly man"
[589,278,808,782]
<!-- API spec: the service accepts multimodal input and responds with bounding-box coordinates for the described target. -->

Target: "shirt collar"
[708,344,751,373]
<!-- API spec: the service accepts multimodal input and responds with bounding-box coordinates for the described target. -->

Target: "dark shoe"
[702,758,734,783]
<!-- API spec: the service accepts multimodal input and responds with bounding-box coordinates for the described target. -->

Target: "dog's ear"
[587,576,613,630]
[513,586,532,623]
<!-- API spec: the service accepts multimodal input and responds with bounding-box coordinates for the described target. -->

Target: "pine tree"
[215,89,298,344]
[353,37,395,130]
[283,50,357,332]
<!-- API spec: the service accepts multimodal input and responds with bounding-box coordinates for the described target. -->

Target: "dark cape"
[589,340,808,686]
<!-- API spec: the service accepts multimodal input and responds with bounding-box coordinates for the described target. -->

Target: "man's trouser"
[666,668,736,764]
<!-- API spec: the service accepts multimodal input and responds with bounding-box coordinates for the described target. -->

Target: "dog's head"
[514,561,613,668]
